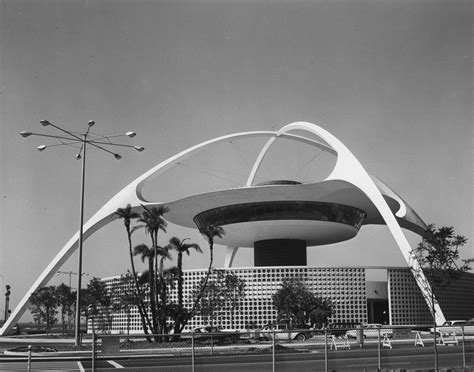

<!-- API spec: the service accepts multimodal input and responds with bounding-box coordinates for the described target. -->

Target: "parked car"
[260,324,312,341]
[192,326,240,343]
[346,323,393,339]
[325,322,359,337]
[430,320,474,336]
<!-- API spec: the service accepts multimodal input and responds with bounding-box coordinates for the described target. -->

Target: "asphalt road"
[1,342,472,371]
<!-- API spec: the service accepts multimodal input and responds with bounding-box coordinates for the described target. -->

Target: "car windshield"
[443,321,465,326]
[366,324,381,328]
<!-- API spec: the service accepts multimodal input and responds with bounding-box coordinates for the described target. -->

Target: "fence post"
[461,325,466,367]
[27,345,32,372]
[377,327,381,371]
[191,332,195,372]
[324,329,328,372]
[92,332,96,372]
[210,333,214,355]
[272,330,276,372]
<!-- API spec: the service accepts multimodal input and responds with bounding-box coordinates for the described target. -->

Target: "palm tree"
[115,204,140,270]
[115,205,152,334]
[166,237,202,334]
[139,205,169,325]
[184,224,225,331]
[156,245,172,275]
[199,224,225,274]
[134,243,159,334]
[155,244,173,338]
[167,237,202,309]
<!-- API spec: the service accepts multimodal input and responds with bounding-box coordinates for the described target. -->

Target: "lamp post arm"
[86,141,121,158]
[23,132,81,143]
[88,141,142,149]
[42,142,84,151]
[45,122,83,142]
[91,133,133,141]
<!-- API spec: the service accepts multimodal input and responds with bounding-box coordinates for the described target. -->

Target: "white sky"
[1,0,472,321]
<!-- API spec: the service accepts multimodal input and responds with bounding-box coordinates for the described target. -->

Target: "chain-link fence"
[3,324,473,371]
[89,324,474,371]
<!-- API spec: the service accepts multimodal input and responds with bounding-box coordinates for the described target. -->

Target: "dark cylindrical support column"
[254,239,307,266]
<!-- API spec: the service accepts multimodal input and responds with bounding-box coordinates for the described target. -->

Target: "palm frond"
[199,224,225,241]
[115,204,141,219]
[168,236,182,249]
[155,245,172,261]
[131,225,144,235]
[186,242,203,255]
[133,244,151,262]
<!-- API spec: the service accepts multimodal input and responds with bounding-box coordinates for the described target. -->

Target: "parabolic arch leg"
[224,247,239,269]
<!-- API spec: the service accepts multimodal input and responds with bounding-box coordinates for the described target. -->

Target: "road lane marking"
[108,360,125,368]
[77,361,85,372]
[347,362,411,368]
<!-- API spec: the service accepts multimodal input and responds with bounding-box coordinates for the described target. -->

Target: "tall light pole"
[20,120,144,347]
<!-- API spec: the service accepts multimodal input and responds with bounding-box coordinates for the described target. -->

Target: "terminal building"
[2,122,472,336]
[100,267,474,334]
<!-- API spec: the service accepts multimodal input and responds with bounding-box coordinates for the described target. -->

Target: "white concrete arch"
[246,121,443,324]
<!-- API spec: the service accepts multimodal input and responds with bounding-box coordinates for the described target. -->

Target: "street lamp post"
[20,120,144,347]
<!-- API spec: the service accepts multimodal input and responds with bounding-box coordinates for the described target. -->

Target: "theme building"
[99,268,473,334]
[2,122,472,336]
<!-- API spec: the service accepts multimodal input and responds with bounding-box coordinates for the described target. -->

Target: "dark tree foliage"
[412,225,472,290]
[81,277,111,332]
[110,273,141,336]
[192,270,246,328]
[30,286,59,333]
[55,283,75,334]
[272,277,332,328]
